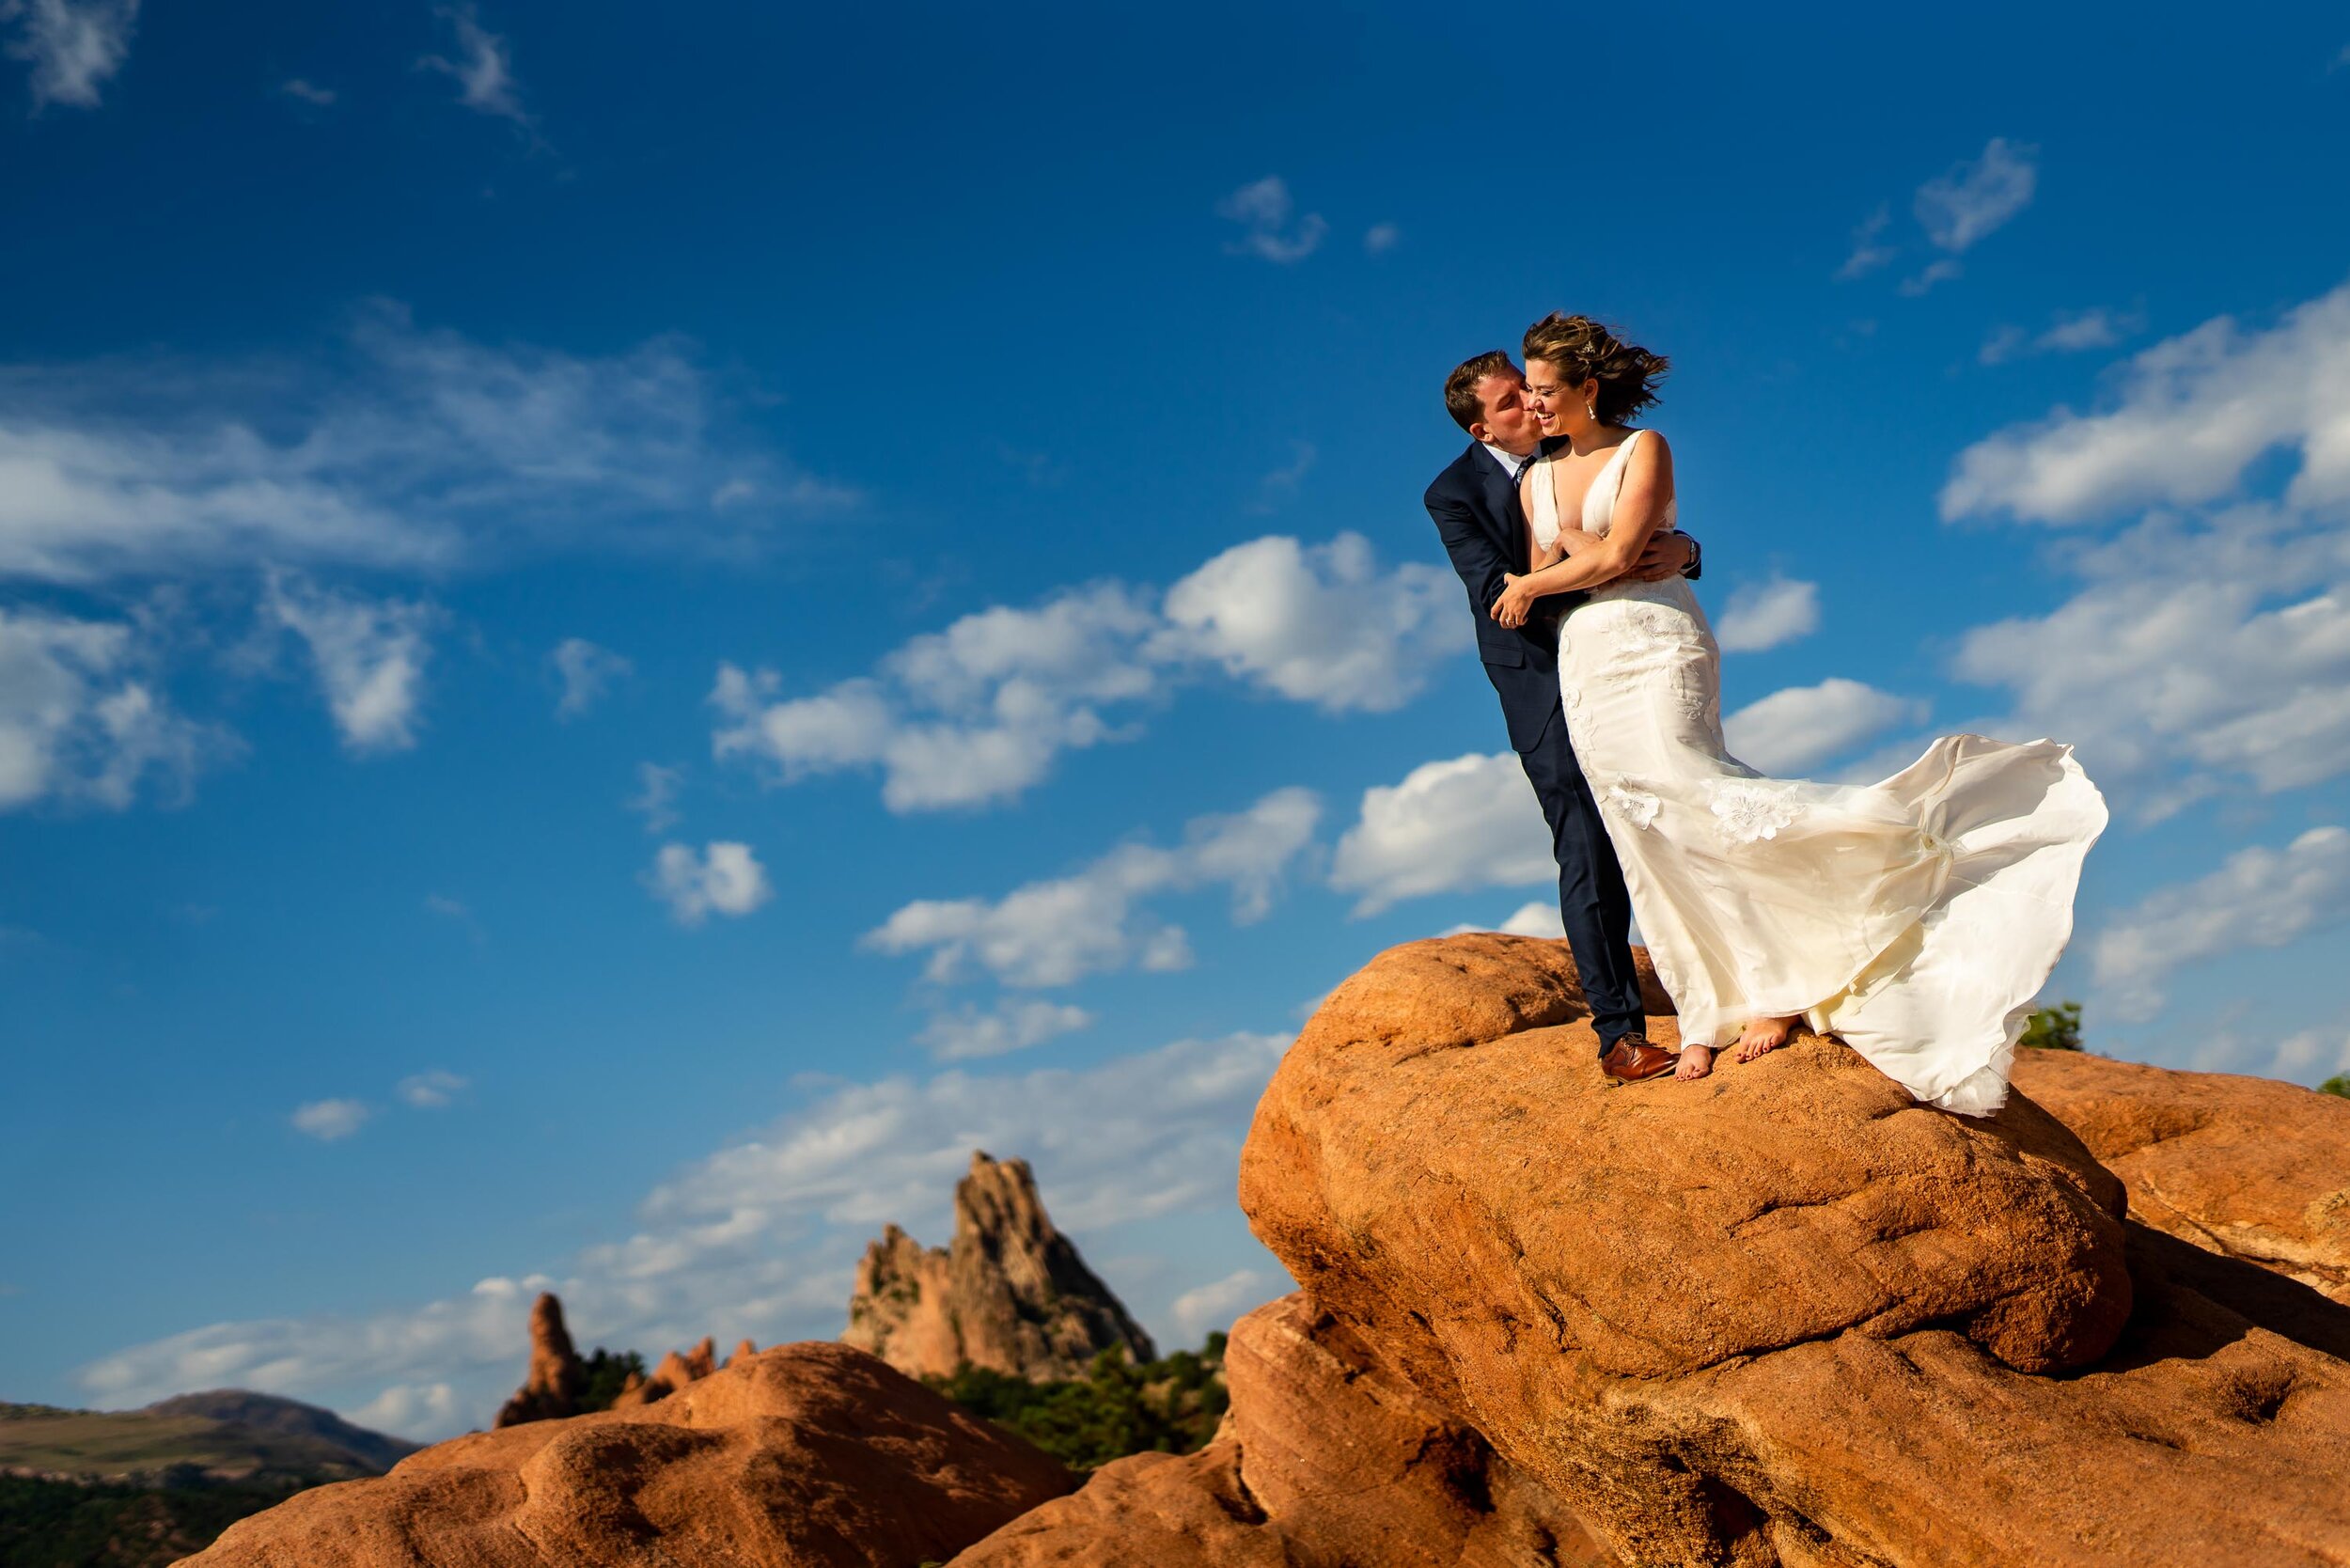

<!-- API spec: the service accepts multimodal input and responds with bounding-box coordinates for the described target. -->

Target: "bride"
[1490,313,2106,1116]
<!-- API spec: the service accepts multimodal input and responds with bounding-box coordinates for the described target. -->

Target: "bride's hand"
[1492,573,1535,629]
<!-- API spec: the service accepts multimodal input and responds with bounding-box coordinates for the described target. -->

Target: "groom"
[1425,351,1700,1082]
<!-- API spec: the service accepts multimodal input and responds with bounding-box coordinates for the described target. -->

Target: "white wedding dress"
[1531,430,2107,1115]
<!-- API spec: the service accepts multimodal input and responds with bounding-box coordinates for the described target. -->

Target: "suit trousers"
[1512,700,1647,1052]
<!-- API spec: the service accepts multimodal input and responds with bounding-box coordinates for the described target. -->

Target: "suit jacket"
[1422,439,1700,753]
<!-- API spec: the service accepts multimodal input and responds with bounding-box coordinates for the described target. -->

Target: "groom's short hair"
[1444,351,1519,435]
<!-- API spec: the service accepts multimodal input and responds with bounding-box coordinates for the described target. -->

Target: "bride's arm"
[1493,435,1675,627]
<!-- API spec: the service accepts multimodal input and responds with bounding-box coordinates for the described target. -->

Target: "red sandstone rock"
[181,1341,1074,1568]
[490,1293,585,1429]
[951,1293,1616,1567]
[2015,1047,2350,1303]
[843,1151,1155,1381]
[1237,933,2350,1567]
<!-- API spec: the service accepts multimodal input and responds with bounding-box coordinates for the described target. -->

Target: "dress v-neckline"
[1546,430,1640,532]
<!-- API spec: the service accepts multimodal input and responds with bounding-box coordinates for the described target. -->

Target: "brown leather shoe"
[1599,1036,1678,1083]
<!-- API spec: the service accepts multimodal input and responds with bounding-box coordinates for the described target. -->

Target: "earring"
[1585,399,1597,423]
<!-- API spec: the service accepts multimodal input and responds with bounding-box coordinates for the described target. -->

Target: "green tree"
[926,1333,1230,1471]
[2020,999,2084,1051]
[578,1348,646,1413]
[2320,1074,2349,1100]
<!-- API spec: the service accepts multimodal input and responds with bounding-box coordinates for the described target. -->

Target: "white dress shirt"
[1481,441,1536,481]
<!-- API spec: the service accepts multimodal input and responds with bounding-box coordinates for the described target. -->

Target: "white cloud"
[1440,900,1564,939]
[866,788,1319,987]
[1914,137,2037,252]
[1329,751,1551,915]
[1724,678,1925,776]
[1713,574,1820,652]
[290,1098,369,1141]
[279,77,335,106]
[418,3,526,125]
[1980,306,2146,367]
[646,840,772,926]
[263,574,436,754]
[627,760,683,832]
[0,604,221,811]
[80,1028,1286,1438]
[1169,1268,1272,1338]
[713,532,1448,812]
[1157,532,1456,712]
[2,0,135,110]
[1897,258,1963,297]
[1943,282,2350,525]
[396,1070,469,1109]
[550,636,630,720]
[915,999,1094,1061]
[1363,223,1400,255]
[0,301,842,586]
[1218,177,1326,264]
[2092,826,2350,1018]
[1836,205,1895,280]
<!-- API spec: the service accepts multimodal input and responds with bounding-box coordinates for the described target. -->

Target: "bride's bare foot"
[1735,1016,1799,1064]
[1675,1043,1714,1081]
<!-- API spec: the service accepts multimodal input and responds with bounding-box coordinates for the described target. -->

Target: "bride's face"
[1525,360,1599,436]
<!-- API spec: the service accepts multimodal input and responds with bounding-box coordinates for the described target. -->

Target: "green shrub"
[2020,999,2084,1051]
[577,1348,646,1413]
[2320,1074,2349,1100]
[926,1333,1230,1471]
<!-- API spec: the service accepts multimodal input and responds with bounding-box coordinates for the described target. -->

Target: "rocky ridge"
[843,1150,1156,1380]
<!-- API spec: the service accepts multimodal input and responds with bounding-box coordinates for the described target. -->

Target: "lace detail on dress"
[1603,781,1662,830]
[1707,780,1802,843]
[1609,604,1681,660]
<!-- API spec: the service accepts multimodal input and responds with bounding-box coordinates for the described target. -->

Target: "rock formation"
[844,1150,1155,1380]
[1235,933,2350,1567]
[180,1341,1074,1568]
[491,1292,586,1428]
[950,1291,1615,1566]
[2015,1046,2350,1302]
[612,1334,724,1409]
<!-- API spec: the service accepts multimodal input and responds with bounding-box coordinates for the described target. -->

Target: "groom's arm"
[1424,483,1514,620]
[1625,530,1700,583]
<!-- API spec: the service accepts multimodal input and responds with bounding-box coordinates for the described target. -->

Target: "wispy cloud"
[550,636,631,721]
[627,760,684,833]
[0,301,847,587]
[1245,442,1315,513]
[1836,206,1895,280]
[1915,137,2038,252]
[0,604,227,812]
[2,0,137,111]
[916,999,1094,1061]
[2093,827,2350,1019]
[1217,177,1326,264]
[82,1028,1287,1436]
[1980,306,2146,366]
[1896,258,1963,297]
[290,1098,369,1142]
[1363,222,1400,255]
[278,77,335,107]
[263,573,437,755]
[396,1070,470,1109]
[418,4,529,129]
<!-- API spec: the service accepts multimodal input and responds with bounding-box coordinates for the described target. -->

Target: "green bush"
[577,1348,646,1413]
[2320,1074,2349,1100]
[2020,999,2084,1051]
[926,1334,1230,1471]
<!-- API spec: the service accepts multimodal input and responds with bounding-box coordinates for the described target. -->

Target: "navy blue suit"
[1423,440,1659,1051]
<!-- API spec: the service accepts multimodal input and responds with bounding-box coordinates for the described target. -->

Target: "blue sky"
[4,1,2348,1438]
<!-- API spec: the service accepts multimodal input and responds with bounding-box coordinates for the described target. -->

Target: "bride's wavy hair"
[1520,313,1668,426]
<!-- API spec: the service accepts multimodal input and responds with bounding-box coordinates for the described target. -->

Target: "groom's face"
[1470,371,1543,455]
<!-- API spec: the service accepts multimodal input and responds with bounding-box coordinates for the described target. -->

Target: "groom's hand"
[1626,530,1696,582]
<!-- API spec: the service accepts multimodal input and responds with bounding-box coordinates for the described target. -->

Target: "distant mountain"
[0,1391,415,1487]
[142,1391,420,1474]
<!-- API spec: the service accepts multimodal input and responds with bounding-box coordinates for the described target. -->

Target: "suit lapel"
[1475,445,1526,558]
